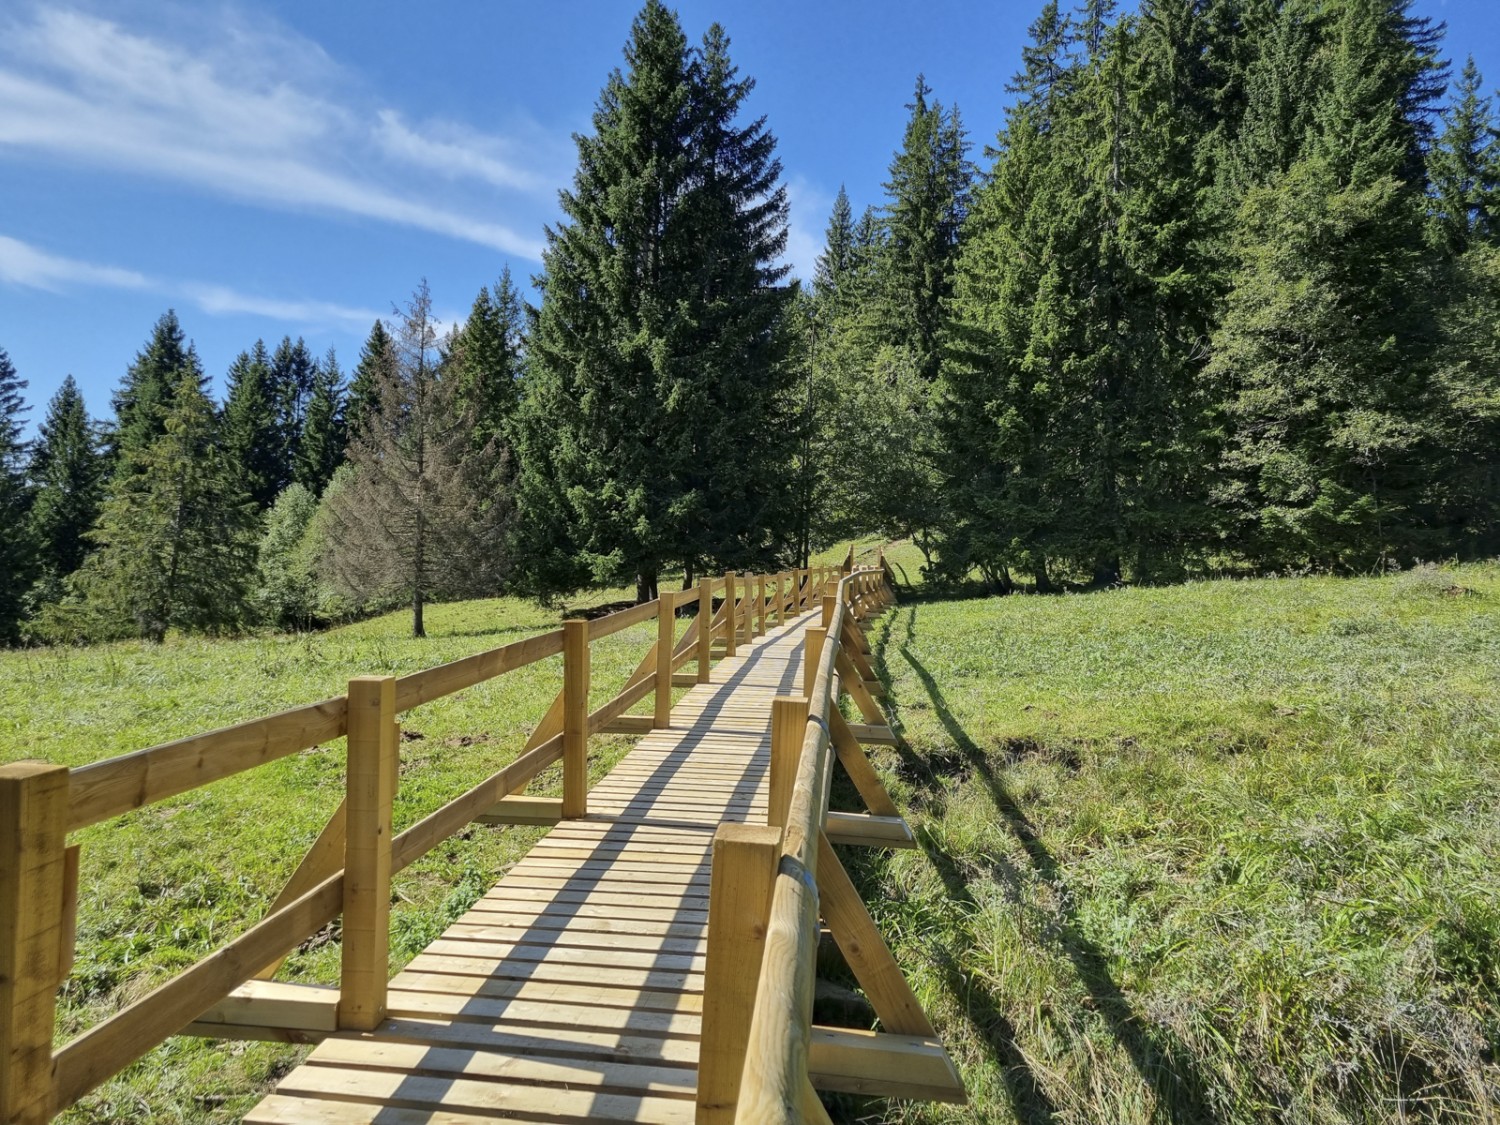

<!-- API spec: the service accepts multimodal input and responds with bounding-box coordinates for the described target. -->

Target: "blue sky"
[2,0,1497,432]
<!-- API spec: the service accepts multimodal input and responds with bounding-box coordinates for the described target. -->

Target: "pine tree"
[295,349,346,496]
[813,185,855,303]
[345,320,392,440]
[453,268,525,450]
[1009,0,1074,116]
[221,341,280,508]
[320,281,507,637]
[1428,56,1499,254]
[27,375,104,597]
[108,310,203,466]
[0,348,34,641]
[514,2,793,602]
[269,336,316,495]
[76,369,259,642]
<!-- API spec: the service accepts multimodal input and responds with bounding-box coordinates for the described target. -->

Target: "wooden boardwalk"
[245,615,814,1124]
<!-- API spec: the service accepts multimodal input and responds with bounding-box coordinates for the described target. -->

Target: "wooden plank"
[0,761,68,1125]
[339,677,396,1032]
[804,626,826,699]
[836,649,886,725]
[474,795,563,826]
[808,1027,965,1103]
[698,825,779,1125]
[393,628,564,712]
[815,832,934,1037]
[54,873,343,1110]
[847,722,898,746]
[656,594,675,728]
[381,987,702,1032]
[192,980,338,1034]
[254,800,346,980]
[769,698,804,830]
[589,597,660,640]
[724,572,737,658]
[67,696,347,831]
[562,620,589,818]
[697,580,712,683]
[387,971,704,1013]
[830,710,900,819]
[824,812,914,849]
[599,715,656,734]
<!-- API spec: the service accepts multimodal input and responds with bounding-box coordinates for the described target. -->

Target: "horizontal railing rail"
[0,563,838,1124]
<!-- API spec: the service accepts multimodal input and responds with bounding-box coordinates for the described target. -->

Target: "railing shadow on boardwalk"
[368,622,801,1122]
[868,601,1218,1125]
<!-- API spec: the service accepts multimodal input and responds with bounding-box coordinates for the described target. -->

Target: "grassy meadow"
[3,542,1496,1122]
[848,551,1500,1124]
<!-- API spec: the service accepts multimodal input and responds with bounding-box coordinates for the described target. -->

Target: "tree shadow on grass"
[880,603,1219,1125]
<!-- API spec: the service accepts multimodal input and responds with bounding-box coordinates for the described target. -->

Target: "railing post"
[698,579,713,684]
[769,697,807,829]
[697,824,781,1125]
[822,592,837,629]
[340,676,396,1031]
[774,572,785,627]
[0,762,67,1125]
[804,626,826,699]
[755,575,767,637]
[724,572,738,658]
[563,620,590,818]
[654,594,674,730]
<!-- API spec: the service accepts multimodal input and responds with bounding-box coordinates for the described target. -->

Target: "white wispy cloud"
[0,6,551,259]
[0,234,151,291]
[0,233,383,328]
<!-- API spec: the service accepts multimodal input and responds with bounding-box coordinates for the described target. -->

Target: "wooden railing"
[0,564,837,1124]
[695,557,966,1123]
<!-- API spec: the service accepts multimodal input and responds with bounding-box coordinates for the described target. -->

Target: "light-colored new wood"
[808,1026,966,1103]
[830,710,900,818]
[847,722,898,746]
[656,593,675,728]
[590,597,660,640]
[601,715,657,734]
[803,626,826,700]
[191,980,338,1034]
[58,843,79,986]
[697,824,780,1124]
[0,761,68,1125]
[723,572,737,658]
[254,800,347,980]
[562,619,590,819]
[698,580,712,683]
[769,697,805,830]
[394,628,564,712]
[66,696,347,831]
[474,795,564,826]
[340,676,396,1032]
[824,811,914,849]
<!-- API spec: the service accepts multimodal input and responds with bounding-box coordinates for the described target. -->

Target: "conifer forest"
[2,0,1498,645]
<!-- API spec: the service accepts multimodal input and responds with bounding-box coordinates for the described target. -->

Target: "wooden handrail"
[3,563,824,1119]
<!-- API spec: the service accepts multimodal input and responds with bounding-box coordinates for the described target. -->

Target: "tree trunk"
[1033,558,1053,594]
[637,570,658,605]
[413,588,425,638]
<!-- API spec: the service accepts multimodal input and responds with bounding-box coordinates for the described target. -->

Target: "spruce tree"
[813,185,855,304]
[346,320,392,440]
[295,349,346,496]
[221,341,281,508]
[453,268,525,451]
[108,310,203,466]
[269,337,316,495]
[1428,56,1499,254]
[27,375,104,598]
[514,2,793,602]
[76,369,259,642]
[0,348,33,641]
[320,281,506,637]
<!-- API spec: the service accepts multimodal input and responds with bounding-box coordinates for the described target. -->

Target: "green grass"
[848,561,1500,1124]
[0,583,673,1123]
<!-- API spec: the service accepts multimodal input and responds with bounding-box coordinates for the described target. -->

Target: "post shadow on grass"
[894,606,1218,1125]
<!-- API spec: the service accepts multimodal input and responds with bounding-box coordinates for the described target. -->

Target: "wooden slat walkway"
[246,613,815,1124]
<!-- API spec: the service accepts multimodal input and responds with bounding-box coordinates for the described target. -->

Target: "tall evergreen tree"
[0,348,33,641]
[75,370,258,642]
[453,268,525,451]
[269,336,316,495]
[1428,56,1499,254]
[813,185,855,303]
[345,320,392,441]
[514,2,793,602]
[108,310,203,466]
[295,349,346,496]
[27,375,105,595]
[221,341,280,508]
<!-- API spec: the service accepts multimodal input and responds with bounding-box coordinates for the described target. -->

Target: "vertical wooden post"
[698,579,713,684]
[724,572,738,658]
[0,762,67,1125]
[755,575,767,637]
[340,676,396,1032]
[769,697,807,829]
[822,592,837,629]
[697,824,781,1125]
[654,594,674,730]
[774,572,785,626]
[804,626,826,699]
[562,620,590,819]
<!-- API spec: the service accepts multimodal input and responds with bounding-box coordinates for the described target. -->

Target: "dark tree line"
[2,0,1497,644]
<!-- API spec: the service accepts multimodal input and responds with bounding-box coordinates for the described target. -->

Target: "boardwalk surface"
[246,614,813,1124]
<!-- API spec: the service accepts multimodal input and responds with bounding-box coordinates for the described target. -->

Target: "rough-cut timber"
[244,614,821,1124]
